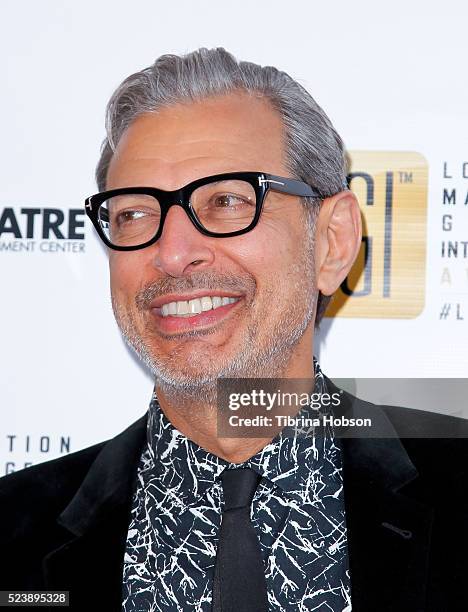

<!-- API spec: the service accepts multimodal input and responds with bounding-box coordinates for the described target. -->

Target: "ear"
[315,190,362,296]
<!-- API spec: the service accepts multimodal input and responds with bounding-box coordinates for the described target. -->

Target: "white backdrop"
[1,0,467,474]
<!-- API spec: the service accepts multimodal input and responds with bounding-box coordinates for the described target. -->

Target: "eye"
[117,210,145,221]
[211,193,253,208]
[115,209,148,224]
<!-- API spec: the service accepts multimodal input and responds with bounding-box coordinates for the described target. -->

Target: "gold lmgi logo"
[327,151,428,319]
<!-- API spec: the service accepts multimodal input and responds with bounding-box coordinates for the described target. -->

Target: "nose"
[152,204,215,276]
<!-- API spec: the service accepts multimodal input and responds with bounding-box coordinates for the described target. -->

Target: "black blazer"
[1,380,467,612]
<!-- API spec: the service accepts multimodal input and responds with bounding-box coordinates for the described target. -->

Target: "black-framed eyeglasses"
[84,171,321,251]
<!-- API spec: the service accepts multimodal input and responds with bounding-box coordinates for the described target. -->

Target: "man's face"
[106,92,318,397]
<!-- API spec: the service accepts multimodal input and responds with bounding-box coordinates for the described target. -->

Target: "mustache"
[135,271,256,311]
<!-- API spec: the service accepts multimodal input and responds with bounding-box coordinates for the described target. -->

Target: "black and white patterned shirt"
[122,360,351,611]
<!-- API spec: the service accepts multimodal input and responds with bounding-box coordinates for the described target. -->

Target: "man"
[1,48,467,612]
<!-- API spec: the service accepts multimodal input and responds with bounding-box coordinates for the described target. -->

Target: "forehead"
[106,91,287,190]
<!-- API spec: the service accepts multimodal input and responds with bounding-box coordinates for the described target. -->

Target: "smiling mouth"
[158,295,240,317]
[151,294,245,338]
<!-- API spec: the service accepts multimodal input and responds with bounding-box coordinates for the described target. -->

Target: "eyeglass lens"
[97,179,257,247]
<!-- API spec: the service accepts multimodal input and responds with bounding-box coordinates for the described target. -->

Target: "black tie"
[211,467,269,612]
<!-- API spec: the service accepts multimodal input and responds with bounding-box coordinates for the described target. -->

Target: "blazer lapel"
[42,414,148,611]
[342,437,433,612]
[326,378,434,612]
[42,503,130,611]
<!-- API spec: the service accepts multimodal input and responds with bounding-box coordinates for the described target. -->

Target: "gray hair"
[96,47,348,325]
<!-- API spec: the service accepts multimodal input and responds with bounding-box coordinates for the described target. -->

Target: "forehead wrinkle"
[116,135,281,162]
[109,157,267,191]
[109,152,287,192]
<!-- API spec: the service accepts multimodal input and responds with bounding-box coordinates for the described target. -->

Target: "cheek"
[109,252,147,301]
[232,221,297,271]
[228,229,298,307]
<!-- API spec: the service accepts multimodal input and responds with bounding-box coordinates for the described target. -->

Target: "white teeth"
[200,296,212,312]
[160,295,240,318]
[176,301,189,315]
[189,298,202,314]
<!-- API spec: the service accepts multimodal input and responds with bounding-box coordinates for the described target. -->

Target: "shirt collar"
[145,358,338,508]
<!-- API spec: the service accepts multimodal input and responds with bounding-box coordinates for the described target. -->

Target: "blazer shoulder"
[0,440,106,493]
[381,402,468,437]
[0,440,107,534]
[0,411,148,538]
[380,403,468,485]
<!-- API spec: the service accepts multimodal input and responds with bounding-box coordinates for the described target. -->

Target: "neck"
[154,328,315,463]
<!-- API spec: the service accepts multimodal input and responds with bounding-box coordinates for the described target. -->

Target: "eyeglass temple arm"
[261,174,321,198]
[262,174,348,198]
